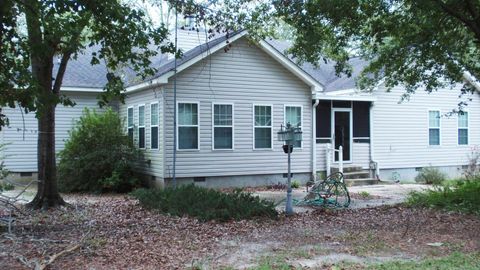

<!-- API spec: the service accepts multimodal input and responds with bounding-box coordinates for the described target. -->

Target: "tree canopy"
[0,0,175,126]
[274,0,480,101]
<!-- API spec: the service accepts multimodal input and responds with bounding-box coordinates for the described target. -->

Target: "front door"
[332,109,352,162]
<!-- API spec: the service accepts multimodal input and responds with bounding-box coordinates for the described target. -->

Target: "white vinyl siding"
[127,107,134,143]
[177,102,199,150]
[0,92,103,172]
[458,112,468,145]
[371,85,480,170]
[254,105,273,149]
[213,103,233,150]
[162,37,312,178]
[285,105,302,148]
[428,110,440,146]
[138,105,145,149]
[150,103,159,149]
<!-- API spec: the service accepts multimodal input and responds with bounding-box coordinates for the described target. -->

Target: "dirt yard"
[0,186,479,269]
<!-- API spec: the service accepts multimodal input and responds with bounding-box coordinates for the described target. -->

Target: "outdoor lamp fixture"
[277,122,302,215]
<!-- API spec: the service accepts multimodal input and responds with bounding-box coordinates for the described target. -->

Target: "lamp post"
[277,122,302,215]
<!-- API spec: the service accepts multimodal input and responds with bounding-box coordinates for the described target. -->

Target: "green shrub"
[359,191,371,199]
[58,108,142,193]
[131,184,278,221]
[291,180,300,189]
[407,179,480,215]
[0,182,14,191]
[415,167,446,185]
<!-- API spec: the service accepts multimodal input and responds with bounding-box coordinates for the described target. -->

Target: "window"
[428,110,440,146]
[138,105,145,149]
[178,102,199,150]
[285,105,302,147]
[127,107,134,142]
[213,104,233,150]
[458,112,468,145]
[151,103,159,149]
[254,105,272,149]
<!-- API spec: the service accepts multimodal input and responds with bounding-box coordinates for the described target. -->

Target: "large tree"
[0,0,174,209]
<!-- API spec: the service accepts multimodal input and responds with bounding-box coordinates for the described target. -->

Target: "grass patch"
[365,252,480,270]
[407,179,480,215]
[358,191,371,199]
[252,254,294,270]
[340,231,387,256]
[131,184,278,222]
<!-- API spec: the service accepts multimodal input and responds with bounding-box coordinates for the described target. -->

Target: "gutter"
[312,99,320,180]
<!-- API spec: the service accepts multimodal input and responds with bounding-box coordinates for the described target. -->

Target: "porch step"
[343,170,370,180]
[345,178,379,187]
[331,166,363,173]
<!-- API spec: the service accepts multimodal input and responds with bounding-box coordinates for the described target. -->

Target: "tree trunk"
[24,0,66,209]
[27,103,66,209]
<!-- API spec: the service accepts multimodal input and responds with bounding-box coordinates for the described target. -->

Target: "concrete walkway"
[254,183,432,213]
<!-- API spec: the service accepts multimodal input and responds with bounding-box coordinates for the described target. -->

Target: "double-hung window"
[150,103,159,149]
[138,105,145,149]
[458,112,469,145]
[178,102,199,150]
[127,107,134,143]
[254,105,272,149]
[428,110,440,146]
[285,105,302,148]
[213,104,233,150]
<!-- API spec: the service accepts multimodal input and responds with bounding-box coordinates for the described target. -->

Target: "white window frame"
[428,109,441,146]
[150,102,159,150]
[212,102,234,150]
[176,101,200,151]
[127,106,134,143]
[284,104,303,149]
[253,104,273,150]
[457,111,469,146]
[138,104,146,149]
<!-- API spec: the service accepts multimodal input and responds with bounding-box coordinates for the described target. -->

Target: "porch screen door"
[333,110,351,162]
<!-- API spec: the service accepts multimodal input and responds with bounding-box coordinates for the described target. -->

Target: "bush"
[407,178,480,215]
[58,108,142,193]
[0,182,14,191]
[291,180,300,189]
[131,185,278,221]
[415,167,446,185]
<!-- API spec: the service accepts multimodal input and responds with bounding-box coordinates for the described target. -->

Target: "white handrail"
[326,143,343,175]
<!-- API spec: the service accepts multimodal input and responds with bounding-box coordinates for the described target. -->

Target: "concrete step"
[343,171,370,180]
[345,178,378,187]
[331,166,363,173]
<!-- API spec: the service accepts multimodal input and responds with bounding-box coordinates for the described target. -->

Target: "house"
[1,28,479,187]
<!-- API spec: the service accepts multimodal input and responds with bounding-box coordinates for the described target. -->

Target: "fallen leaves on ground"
[0,194,479,269]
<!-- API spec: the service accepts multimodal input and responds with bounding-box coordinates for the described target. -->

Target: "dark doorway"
[332,110,351,162]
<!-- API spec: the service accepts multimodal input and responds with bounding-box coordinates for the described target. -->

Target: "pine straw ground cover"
[0,195,479,269]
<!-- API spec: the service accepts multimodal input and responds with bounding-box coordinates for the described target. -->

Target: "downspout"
[312,99,320,180]
[369,102,380,180]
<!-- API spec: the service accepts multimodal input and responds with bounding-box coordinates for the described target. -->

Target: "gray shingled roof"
[266,39,369,92]
[56,31,368,92]
[55,31,234,89]
[53,46,108,88]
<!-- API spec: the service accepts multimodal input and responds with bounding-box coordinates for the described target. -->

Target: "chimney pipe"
[185,15,195,30]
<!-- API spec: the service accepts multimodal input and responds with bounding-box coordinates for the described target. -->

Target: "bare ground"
[0,193,479,269]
